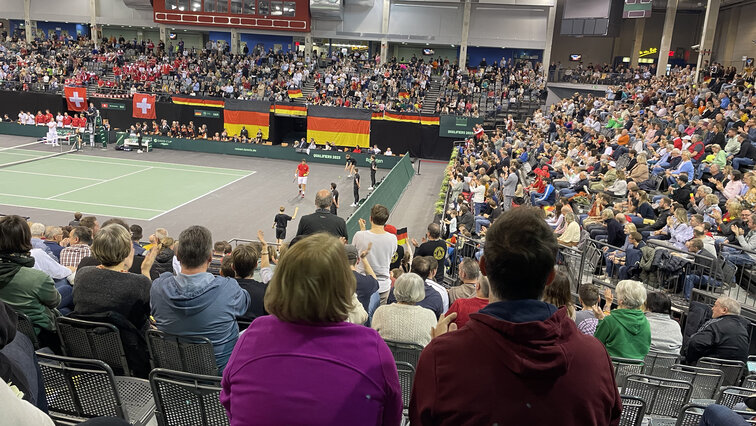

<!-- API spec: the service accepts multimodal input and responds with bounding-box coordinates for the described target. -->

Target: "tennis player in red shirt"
[296,159,310,198]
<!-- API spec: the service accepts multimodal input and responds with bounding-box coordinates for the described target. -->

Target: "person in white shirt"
[425,257,449,313]
[352,205,398,305]
[46,120,58,146]
[55,113,63,127]
[384,147,393,156]
[17,111,27,124]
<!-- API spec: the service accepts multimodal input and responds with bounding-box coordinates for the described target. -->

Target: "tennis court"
[0,147,255,221]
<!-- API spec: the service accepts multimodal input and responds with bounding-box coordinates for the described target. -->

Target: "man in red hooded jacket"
[410,207,621,426]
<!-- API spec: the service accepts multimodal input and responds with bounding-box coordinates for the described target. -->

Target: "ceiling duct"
[122,0,154,11]
[311,0,344,20]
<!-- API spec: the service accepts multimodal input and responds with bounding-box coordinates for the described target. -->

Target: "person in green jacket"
[0,215,61,347]
[594,280,651,360]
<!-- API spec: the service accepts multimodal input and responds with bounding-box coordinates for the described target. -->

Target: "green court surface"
[0,148,255,220]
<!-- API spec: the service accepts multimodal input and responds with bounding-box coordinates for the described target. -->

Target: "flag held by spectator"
[398,91,409,99]
[133,94,157,119]
[288,89,303,99]
[396,227,408,246]
[64,86,88,112]
[224,99,270,140]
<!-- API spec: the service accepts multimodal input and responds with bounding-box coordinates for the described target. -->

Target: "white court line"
[147,171,257,221]
[48,167,153,200]
[0,169,105,181]
[0,193,163,212]
[10,148,252,175]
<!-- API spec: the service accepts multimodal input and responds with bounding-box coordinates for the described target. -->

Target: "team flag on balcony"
[273,104,307,117]
[287,88,303,99]
[224,99,270,140]
[306,105,371,148]
[133,94,156,119]
[395,227,408,246]
[398,91,410,99]
[64,86,87,112]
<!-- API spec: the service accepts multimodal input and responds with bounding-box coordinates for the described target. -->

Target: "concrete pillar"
[304,33,313,61]
[630,19,645,69]
[719,9,739,69]
[159,24,167,44]
[459,0,471,72]
[24,0,33,43]
[231,29,240,54]
[89,0,98,47]
[656,0,678,76]
[541,5,557,81]
[694,0,720,83]
[380,0,390,64]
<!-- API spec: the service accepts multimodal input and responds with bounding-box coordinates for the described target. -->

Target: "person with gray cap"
[589,160,617,192]
[345,243,378,314]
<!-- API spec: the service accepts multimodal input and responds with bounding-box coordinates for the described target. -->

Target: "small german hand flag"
[287,89,303,99]
[396,227,408,246]
[398,91,409,99]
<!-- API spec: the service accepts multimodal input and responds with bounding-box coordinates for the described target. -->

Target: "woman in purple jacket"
[221,232,402,426]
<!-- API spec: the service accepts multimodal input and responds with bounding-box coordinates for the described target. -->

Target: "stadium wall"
[345,153,415,240]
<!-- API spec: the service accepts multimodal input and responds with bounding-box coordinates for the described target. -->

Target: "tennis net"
[0,139,78,169]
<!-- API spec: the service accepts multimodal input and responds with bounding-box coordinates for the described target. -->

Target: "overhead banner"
[307,105,370,148]
[224,99,270,139]
[64,86,87,112]
[439,115,484,138]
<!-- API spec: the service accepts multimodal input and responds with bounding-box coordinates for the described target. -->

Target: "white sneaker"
[301,192,305,198]
[347,175,352,178]
[368,186,374,190]
[350,203,357,207]
[137,149,143,153]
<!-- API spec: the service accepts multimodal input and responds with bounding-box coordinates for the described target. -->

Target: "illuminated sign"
[639,47,658,57]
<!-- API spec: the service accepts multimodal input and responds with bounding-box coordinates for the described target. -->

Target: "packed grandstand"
[1,4,756,425]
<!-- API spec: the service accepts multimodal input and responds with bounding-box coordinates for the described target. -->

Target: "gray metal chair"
[743,374,756,390]
[149,368,229,426]
[612,357,645,388]
[643,351,678,378]
[384,340,424,369]
[15,309,40,350]
[623,374,693,418]
[56,316,131,376]
[619,394,645,426]
[697,357,746,386]
[669,364,724,400]
[676,403,756,426]
[37,352,155,425]
[717,386,754,409]
[146,329,218,376]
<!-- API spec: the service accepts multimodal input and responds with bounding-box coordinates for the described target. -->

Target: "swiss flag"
[64,86,87,112]
[132,93,156,119]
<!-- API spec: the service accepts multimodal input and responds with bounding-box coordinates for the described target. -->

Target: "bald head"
[315,189,332,209]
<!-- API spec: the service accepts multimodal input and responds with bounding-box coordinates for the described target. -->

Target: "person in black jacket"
[295,189,348,239]
[669,174,694,207]
[232,244,268,323]
[683,296,750,365]
[639,197,673,238]
[731,135,756,170]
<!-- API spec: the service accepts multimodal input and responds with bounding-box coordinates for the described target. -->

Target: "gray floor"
[0,135,446,243]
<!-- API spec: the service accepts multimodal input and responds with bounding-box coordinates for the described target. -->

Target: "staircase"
[292,78,316,105]
[420,76,442,114]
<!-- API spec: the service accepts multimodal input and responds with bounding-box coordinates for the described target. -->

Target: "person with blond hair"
[593,280,651,360]
[221,233,401,425]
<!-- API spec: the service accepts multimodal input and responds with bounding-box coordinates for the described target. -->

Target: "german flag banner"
[287,89,303,99]
[224,99,270,139]
[371,111,385,120]
[172,95,225,108]
[307,105,370,148]
[273,103,307,117]
[398,91,409,99]
[396,227,408,246]
[420,114,440,126]
[384,111,421,124]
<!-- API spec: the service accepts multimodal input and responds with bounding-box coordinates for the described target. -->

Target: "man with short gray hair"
[43,226,65,259]
[30,222,56,260]
[447,258,480,304]
[295,189,347,239]
[683,296,749,365]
